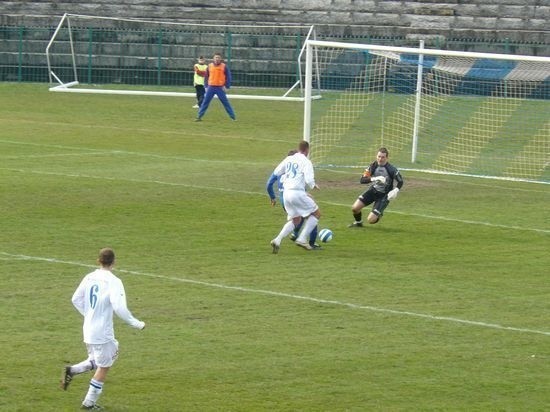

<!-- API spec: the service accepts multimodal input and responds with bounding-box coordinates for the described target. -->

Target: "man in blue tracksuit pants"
[195,52,236,121]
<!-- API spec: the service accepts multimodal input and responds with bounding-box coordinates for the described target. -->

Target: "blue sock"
[294,219,304,237]
[309,226,318,246]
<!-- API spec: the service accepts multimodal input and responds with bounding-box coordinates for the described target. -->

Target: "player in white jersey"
[270,140,321,253]
[61,248,145,410]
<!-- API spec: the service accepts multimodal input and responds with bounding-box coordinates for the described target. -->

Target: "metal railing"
[1,25,548,85]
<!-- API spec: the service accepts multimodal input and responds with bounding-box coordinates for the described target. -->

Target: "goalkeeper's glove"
[387,188,399,201]
[371,175,386,184]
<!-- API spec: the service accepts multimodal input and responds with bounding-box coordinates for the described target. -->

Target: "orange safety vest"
[207,63,227,87]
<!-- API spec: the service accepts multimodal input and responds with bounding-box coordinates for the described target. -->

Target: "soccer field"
[0,83,549,411]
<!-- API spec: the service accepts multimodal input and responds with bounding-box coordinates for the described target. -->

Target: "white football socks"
[71,359,96,375]
[82,378,103,407]
[296,215,319,243]
[274,220,295,244]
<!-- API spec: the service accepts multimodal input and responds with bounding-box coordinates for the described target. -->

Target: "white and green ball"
[318,228,333,243]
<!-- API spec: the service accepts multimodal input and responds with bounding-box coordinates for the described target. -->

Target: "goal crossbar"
[306,40,550,64]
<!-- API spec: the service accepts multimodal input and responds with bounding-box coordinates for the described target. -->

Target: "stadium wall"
[0,0,549,47]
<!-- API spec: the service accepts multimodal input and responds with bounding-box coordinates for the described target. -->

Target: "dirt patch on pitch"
[320,176,441,190]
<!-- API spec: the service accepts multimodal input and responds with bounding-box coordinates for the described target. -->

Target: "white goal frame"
[303,39,550,183]
[46,13,321,102]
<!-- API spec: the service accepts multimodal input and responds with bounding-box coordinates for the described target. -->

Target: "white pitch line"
[0,138,268,166]
[0,167,259,195]
[0,116,292,144]
[1,166,548,234]
[2,252,549,337]
[0,152,115,160]
[316,199,548,233]
[391,210,550,233]
[1,137,548,191]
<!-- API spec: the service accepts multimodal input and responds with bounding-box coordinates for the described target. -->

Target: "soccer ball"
[318,228,333,243]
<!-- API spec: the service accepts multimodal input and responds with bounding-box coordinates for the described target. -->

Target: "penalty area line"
[1,166,547,234]
[3,251,549,337]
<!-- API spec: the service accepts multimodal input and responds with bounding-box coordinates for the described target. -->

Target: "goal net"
[303,40,550,183]
[46,13,318,101]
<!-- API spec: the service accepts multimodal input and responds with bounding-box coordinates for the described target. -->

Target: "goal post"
[46,13,320,101]
[303,39,550,183]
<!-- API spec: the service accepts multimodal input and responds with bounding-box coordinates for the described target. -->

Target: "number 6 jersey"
[71,268,145,344]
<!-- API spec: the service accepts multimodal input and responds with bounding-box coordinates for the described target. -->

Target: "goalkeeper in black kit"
[349,147,404,227]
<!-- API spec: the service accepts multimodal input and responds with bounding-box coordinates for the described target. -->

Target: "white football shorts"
[283,189,318,219]
[86,339,119,368]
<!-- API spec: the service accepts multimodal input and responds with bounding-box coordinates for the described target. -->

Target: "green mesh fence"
[1,24,548,86]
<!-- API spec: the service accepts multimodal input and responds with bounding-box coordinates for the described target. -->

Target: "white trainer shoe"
[295,240,312,250]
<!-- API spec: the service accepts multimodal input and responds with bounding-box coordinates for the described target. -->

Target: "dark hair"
[287,149,298,156]
[298,140,309,152]
[378,147,389,156]
[98,248,115,266]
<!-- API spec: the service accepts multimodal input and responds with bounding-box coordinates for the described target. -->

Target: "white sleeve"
[303,159,316,190]
[71,278,87,316]
[111,279,145,329]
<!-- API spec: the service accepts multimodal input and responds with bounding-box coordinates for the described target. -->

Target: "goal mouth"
[303,39,550,184]
[46,13,322,102]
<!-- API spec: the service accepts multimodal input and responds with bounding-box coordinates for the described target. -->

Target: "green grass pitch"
[0,83,549,411]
